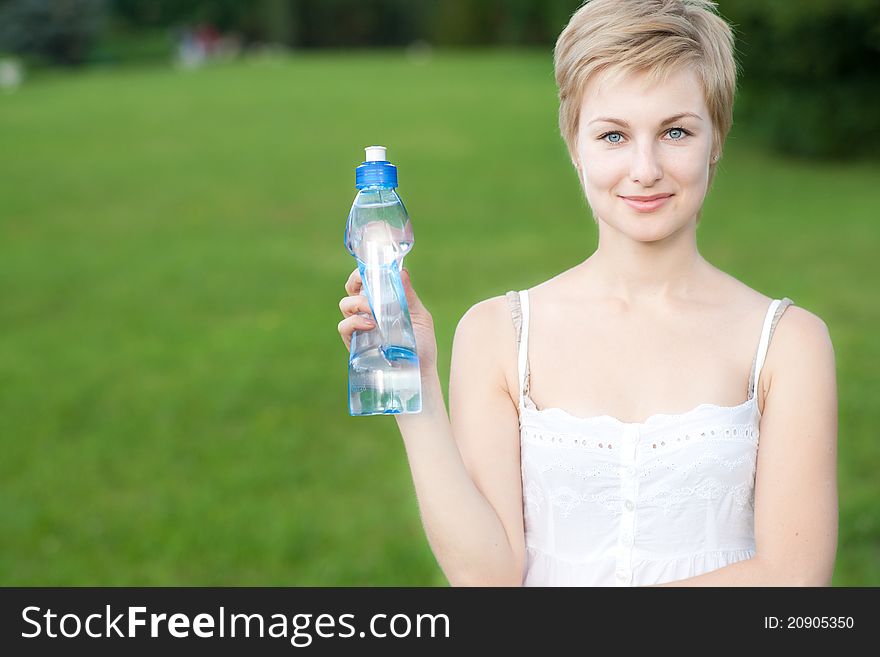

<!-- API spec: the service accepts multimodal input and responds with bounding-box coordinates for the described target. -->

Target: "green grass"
[1,49,877,585]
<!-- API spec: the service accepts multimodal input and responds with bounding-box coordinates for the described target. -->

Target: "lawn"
[1,49,877,585]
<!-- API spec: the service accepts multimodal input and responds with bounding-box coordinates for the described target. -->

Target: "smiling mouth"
[619,194,674,212]
[619,194,673,201]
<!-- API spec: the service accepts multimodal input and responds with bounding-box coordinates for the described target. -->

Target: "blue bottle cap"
[355,145,398,189]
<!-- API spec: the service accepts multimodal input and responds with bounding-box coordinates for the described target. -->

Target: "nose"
[629,143,663,186]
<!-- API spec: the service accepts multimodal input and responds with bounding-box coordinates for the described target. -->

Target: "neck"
[585,222,708,305]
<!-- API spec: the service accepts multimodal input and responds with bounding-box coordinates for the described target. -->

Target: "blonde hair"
[554,0,738,186]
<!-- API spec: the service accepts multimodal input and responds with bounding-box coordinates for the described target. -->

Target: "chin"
[630,225,675,242]
[599,210,670,238]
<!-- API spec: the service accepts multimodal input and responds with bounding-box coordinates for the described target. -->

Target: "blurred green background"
[1,1,878,585]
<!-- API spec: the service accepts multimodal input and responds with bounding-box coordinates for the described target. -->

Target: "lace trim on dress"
[521,421,759,451]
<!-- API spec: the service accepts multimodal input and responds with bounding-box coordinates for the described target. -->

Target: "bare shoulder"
[717,270,833,378]
[716,264,830,336]
[767,304,833,364]
[457,294,512,327]
[764,302,835,395]
[453,294,519,396]
[776,304,831,339]
[455,294,515,343]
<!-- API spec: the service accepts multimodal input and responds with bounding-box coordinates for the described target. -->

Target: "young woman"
[337,0,838,586]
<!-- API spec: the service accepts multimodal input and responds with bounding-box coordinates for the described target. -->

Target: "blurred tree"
[110,0,243,31]
[0,0,108,66]
[430,0,581,47]
[431,0,494,46]
[291,0,429,48]
[495,0,580,45]
[261,0,294,46]
[719,0,880,158]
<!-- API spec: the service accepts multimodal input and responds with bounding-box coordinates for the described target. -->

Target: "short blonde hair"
[554,0,738,183]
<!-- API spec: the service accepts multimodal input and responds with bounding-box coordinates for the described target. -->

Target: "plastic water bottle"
[344,145,422,416]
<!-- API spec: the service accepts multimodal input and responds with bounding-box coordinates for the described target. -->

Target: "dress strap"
[748,297,794,400]
[518,290,531,411]
[504,289,533,415]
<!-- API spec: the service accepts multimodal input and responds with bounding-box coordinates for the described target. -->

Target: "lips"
[619,193,673,212]
[620,194,673,201]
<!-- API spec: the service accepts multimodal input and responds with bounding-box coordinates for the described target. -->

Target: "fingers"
[344,268,362,295]
[338,281,375,350]
[337,313,377,350]
[338,294,373,320]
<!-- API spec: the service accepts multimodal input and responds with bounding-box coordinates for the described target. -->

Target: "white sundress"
[505,289,793,586]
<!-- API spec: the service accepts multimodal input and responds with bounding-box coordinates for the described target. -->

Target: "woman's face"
[574,66,715,242]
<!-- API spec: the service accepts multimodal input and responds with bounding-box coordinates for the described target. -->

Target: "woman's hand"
[338,266,438,375]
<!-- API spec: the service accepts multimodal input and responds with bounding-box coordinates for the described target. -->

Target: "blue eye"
[600,132,623,144]
[668,127,686,140]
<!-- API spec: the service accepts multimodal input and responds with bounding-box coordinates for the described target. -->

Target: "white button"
[622,533,633,547]
[616,569,629,580]
[627,466,636,477]
[625,499,635,511]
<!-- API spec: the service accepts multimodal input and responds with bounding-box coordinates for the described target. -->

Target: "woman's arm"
[649,306,839,587]
[395,298,526,586]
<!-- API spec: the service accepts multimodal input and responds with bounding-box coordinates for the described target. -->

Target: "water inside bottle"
[347,259,421,415]
[348,344,421,415]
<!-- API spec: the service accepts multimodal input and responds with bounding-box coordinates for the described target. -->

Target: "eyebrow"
[588,112,703,128]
